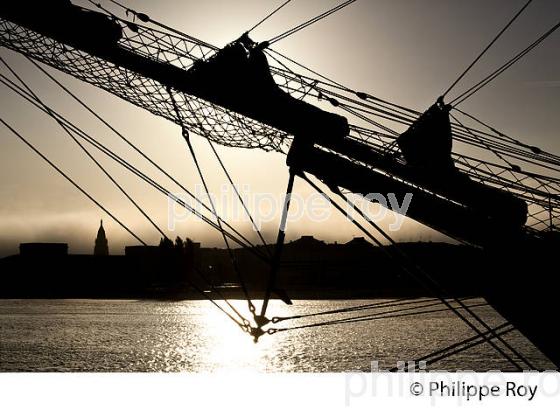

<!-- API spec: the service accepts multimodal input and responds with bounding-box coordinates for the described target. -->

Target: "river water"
[0,299,552,372]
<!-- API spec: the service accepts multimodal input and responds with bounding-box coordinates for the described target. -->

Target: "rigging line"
[19,49,249,325]
[338,101,411,132]
[450,129,535,160]
[337,189,537,370]
[269,301,489,333]
[442,0,533,98]
[267,51,407,134]
[0,117,147,245]
[389,323,516,372]
[206,140,271,255]
[0,76,265,257]
[21,62,265,259]
[0,79,250,331]
[340,104,399,139]
[0,56,170,241]
[339,189,537,367]
[264,51,323,98]
[268,0,359,45]
[421,326,517,369]
[300,174,524,370]
[2,99,246,330]
[451,165,559,204]
[451,19,560,106]
[451,135,560,172]
[453,127,549,158]
[272,297,477,324]
[323,86,555,166]
[122,9,406,121]
[313,86,417,125]
[450,125,560,165]
[272,297,440,322]
[248,0,294,33]
[450,112,518,170]
[453,45,538,107]
[341,89,556,159]
[453,122,560,179]
[330,99,556,168]
[169,91,257,315]
[339,105,399,136]
[266,50,420,125]
[268,51,421,117]
[453,107,558,160]
[0,81,249,251]
[186,136,257,315]
[451,112,532,147]
[91,0,218,50]
[184,276,248,331]
[192,267,251,327]
[450,120,560,169]
[267,48,346,89]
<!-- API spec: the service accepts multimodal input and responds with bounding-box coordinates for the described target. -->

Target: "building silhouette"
[94,220,109,256]
[19,243,68,257]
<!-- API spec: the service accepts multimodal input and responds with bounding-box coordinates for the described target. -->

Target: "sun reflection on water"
[170,299,294,372]
[2,298,547,372]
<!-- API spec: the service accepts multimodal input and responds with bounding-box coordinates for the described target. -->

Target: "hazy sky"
[1,0,559,256]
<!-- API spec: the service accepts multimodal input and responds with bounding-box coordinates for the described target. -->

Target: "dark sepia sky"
[0,0,559,255]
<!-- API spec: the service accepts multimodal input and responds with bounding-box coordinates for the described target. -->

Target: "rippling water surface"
[0,299,552,372]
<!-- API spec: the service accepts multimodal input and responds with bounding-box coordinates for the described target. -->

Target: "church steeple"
[94,219,109,256]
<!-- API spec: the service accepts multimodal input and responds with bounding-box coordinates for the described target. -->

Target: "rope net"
[0,3,558,235]
[0,18,291,152]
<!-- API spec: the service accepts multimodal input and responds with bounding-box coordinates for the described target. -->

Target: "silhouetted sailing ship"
[1,0,558,369]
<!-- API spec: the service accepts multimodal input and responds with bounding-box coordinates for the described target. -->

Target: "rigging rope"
[0,74,267,258]
[389,323,516,372]
[268,0,359,45]
[269,300,489,334]
[450,112,520,171]
[263,29,560,175]
[1,60,269,259]
[0,70,308,336]
[167,80,272,309]
[0,68,254,331]
[248,0,294,33]
[1,0,556,356]
[300,173,531,370]
[453,107,544,154]
[267,48,422,119]
[2,118,249,331]
[93,0,218,50]
[273,297,477,324]
[336,187,537,370]
[192,266,252,328]
[206,140,271,254]
[183,275,249,331]
[0,117,147,245]
[450,19,560,106]
[14,0,560,180]
[1,56,170,241]
[442,0,534,98]
[169,90,258,316]
[272,297,436,323]
[267,47,557,179]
